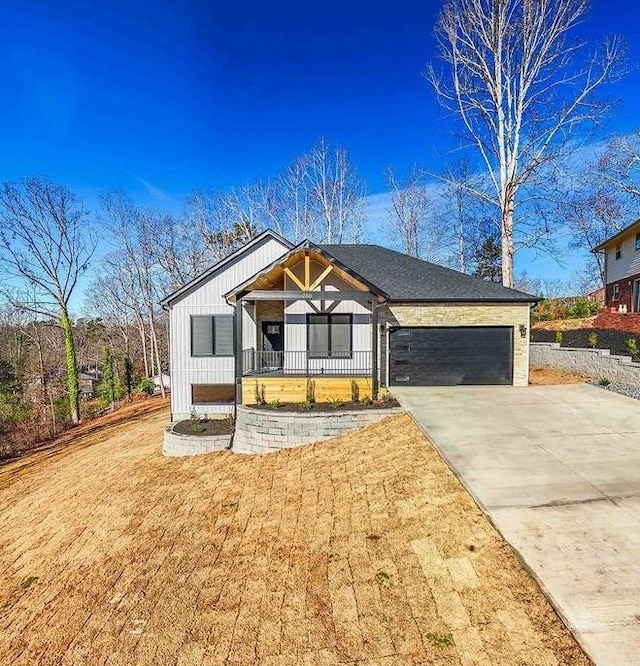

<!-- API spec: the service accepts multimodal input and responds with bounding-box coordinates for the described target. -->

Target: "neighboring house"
[594,219,640,313]
[153,373,171,393]
[161,229,538,420]
[78,370,100,400]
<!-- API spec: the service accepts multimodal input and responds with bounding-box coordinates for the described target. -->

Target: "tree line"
[1,0,639,458]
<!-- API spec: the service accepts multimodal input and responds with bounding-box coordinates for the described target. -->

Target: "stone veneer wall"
[233,405,403,454]
[530,342,640,384]
[163,424,232,457]
[380,303,532,387]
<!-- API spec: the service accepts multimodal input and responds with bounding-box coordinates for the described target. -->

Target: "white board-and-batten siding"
[168,236,289,419]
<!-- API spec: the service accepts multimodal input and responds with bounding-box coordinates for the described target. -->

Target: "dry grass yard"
[529,367,591,385]
[0,404,590,665]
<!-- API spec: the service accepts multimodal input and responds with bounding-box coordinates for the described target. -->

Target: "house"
[153,373,171,393]
[160,230,538,420]
[594,219,640,313]
[78,370,100,400]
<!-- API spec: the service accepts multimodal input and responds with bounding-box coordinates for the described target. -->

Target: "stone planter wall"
[163,424,232,457]
[530,342,640,384]
[233,405,403,455]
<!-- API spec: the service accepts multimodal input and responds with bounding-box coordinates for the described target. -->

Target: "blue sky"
[2,0,640,284]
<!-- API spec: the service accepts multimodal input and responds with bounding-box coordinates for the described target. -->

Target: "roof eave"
[160,229,293,308]
[387,296,541,304]
[593,218,640,252]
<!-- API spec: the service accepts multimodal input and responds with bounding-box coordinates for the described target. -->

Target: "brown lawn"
[0,405,590,666]
[529,367,591,385]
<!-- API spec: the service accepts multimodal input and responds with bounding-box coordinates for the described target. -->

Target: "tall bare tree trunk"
[501,200,515,287]
[147,310,165,398]
[33,323,56,435]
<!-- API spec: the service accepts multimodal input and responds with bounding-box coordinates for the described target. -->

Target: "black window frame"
[613,283,620,301]
[615,243,622,259]
[306,313,353,359]
[190,314,234,358]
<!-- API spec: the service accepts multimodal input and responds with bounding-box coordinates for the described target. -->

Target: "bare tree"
[428,0,622,286]
[563,179,627,285]
[0,178,96,424]
[437,158,496,272]
[101,192,166,397]
[595,130,640,202]
[306,138,365,243]
[385,166,433,258]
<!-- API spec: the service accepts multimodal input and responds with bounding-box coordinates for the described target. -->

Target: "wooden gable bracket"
[309,264,334,290]
[283,250,334,291]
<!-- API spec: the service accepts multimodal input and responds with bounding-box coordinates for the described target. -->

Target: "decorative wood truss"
[225,243,387,304]
[283,252,334,291]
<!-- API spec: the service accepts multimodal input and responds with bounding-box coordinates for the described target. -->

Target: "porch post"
[234,301,244,405]
[371,300,379,398]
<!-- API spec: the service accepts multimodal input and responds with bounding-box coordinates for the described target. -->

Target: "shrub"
[327,396,344,409]
[53,395,71,424]
[253,382,266,405]
[588,332,598,348]
[80,399,103,420]
[554,331,563,344]
[135,377,155,395]
[189,410,206,434]
[377,390,394,403]
[360,395,373,405]
[531,297,599,323]
[598,377,611,386]
[268,399,280,410]
[306,378,315,404]
[0,393,32,431]
[566,299,599,319]
[298,398,313,411]
[350,379,360,402]
[625,338,639,357]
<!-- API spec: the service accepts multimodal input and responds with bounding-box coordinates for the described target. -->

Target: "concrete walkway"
[395,383,640,666]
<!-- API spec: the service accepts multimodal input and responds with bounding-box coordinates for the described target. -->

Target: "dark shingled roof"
[319,244,539,302]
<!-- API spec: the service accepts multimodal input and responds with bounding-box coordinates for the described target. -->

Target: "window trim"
[306,313,353,359]
[615,243,622,260]
[190,314,235,358]
[613,283,620,301]
[636,233,640,251]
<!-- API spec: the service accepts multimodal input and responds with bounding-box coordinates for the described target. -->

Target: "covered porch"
[226,242,387,404]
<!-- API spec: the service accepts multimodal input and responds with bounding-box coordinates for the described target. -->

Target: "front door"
[261,321,284,369]
[633,280,640,313]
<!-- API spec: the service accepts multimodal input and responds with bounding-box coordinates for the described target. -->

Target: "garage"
[389,326,514,386]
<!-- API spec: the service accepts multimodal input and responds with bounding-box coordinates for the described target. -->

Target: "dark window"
[613,283,620,300]
[615,243,622,259]
[636,233,640,251]
[191,315,234,357]
[192,384,235,404]
[307,314,352,358]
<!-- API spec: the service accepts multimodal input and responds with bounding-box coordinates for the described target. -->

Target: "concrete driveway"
[395,383,640,666]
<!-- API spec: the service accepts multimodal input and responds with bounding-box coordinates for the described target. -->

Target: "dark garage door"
[389,326,513,386]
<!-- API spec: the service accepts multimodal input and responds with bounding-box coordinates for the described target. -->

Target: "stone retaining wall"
[163,424,232,457]
[530,342,640,384]
[233,405,403,455]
